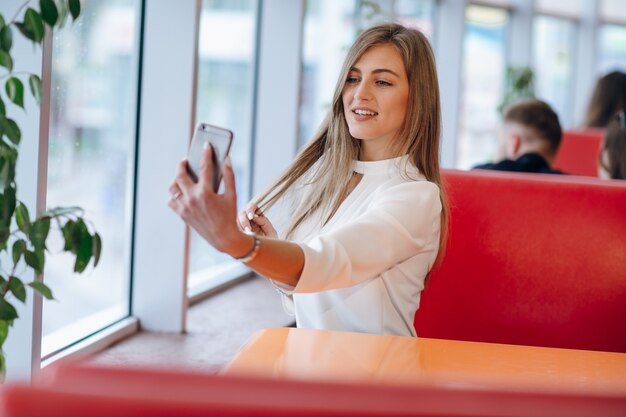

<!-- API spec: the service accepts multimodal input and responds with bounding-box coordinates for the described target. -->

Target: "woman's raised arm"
[168,145,304,287]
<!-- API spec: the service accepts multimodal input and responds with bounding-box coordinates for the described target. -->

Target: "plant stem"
[0,71,34,81]
[10,0,32,25]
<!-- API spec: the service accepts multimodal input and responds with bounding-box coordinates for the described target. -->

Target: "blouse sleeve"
[293,180,441,294]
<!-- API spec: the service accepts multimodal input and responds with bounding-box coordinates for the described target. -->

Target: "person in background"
[474,98,565,175]
[168,23,447,337]
[599,110,626,180]
[583,71,626,128]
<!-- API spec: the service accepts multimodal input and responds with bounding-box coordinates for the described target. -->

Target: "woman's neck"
[359,145,398,161]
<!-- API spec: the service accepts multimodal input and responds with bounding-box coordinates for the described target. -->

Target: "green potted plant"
[0,0,101,380]
[498,65,535,114]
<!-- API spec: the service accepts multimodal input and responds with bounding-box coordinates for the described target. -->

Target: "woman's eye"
[376,80,392,87]
[346,77,359,84]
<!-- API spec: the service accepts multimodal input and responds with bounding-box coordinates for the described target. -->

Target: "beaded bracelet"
[234,235,261,264]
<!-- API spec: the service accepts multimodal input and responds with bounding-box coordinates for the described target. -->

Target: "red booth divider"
[2,361,625,417]
[553,129,604,176]
[415,169,626,353]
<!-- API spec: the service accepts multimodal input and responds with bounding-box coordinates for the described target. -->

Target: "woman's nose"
[354,82,372,100]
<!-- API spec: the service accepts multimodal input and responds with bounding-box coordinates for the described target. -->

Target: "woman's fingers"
[222,156,237,203]
[238,210,252,233]
[198,144,215,190]
[245,203,259,219]
[175,159,196,195]
[252,214,278,238]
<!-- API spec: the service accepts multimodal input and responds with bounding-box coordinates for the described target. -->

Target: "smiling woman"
[169,23,448,337]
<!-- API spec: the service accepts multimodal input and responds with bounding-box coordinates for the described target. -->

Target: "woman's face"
[342,43,409,161]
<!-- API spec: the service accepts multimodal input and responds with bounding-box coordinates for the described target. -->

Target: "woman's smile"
[351,106,379,121]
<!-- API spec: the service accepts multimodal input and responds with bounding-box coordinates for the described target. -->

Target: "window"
[393,0,437,39]
[43,0,142,357]
[535,0,584,19]
[600,0,626,24]
[533,16,576,128]
[299,0,358,148]
[457,4,509,169]
[187,0,259,292]
[598,25,626,74]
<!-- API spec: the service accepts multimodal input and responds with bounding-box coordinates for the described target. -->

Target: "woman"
[599,110,626,180]
[169,23,448,336]
[583,71,626,128]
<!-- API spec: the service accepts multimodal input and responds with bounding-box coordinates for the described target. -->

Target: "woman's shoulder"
[362,171,441,216]
[377,176,440,202]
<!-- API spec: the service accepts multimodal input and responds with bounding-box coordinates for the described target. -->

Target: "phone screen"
[187,123,233,192]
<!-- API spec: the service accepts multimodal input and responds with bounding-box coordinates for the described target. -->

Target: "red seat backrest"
[2,362,625,417]
[414,169,626,352]
[553,129,604,176]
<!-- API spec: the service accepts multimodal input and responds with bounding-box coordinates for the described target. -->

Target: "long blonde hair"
[255,23,448,264]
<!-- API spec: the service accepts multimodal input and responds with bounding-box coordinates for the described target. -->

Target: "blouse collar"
[352,154,419,177]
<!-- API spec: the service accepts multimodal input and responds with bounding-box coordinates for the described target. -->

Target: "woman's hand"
[237,204,278,238]
[168,145,252,258]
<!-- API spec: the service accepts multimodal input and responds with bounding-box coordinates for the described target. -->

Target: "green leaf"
[92,232,102,267]
[0,97,5,116]
[0,50,12,72]
[29,217,51,250]
[68,0,81,20]
[12,239,26,265]
[0,299,18,321]
[40,0,59,26]
[16,202,30,233]
[21,8,45,43]
[62,219,75,251]
[53,0,69,28]
[8,277,26,303]
[0,25,12,52]
[0,320,9,347]
[2,118,20,145]
[74,220,92,273]
[28,75,43,106]
[0,15,5,29]
[24,250,44,275]
[45,206,83,217]
[0,186,16,227]
[28,281,54,300]
[0,226,8,246]
[0,148,17,189]
[6,77,24,109]
[15,22,34,42]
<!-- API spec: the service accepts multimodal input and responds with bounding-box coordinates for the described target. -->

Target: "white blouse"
[273,155,442,337]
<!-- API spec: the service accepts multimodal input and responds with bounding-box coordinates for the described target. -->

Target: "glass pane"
[601,0,626,24]
[457,5,509,169]
[43,0,140,356]
[394,0,436,39]
[535,0,584,19]
[188,0,258,289]
[598,24,626,74]
[355,0,435,34]
[300,0,358,148]
[533,16,575,128]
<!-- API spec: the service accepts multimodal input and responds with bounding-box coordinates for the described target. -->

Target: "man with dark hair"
[474,98,565,174]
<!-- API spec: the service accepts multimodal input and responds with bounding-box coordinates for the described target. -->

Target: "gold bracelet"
[234,235,261,264]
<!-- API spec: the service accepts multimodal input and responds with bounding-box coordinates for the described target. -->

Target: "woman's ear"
[508,134,522,159]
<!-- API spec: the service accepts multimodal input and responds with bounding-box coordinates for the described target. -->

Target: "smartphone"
[187,123,234,192]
